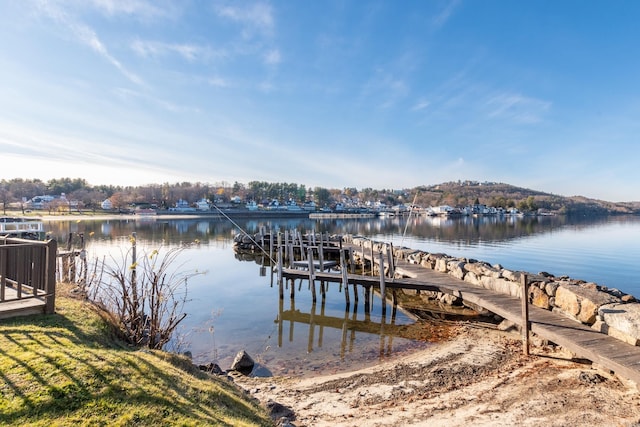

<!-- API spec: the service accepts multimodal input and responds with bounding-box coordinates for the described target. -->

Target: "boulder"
[447,261,466,280]
[555,283,620,324]
[434,257,449,273]
[598,303,640,345]
[463,271,482,286]
[480,276,521,298]
[230,350,255,375]
[529,285,550,309]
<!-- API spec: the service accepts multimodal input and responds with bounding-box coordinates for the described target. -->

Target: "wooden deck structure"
[0,237,57,320]
[279,240,640,385]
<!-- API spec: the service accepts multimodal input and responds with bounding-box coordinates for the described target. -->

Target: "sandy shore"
[233,324,640,427]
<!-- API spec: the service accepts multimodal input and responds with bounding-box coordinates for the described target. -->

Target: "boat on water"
[0,217,46,240]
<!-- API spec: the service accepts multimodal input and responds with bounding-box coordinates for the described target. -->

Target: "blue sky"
[1,1,639,201]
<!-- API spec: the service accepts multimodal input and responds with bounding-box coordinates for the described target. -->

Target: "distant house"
[101,199,113,210]
[27,195,55,209]
[195,198,210,211]
[169,199,196,212]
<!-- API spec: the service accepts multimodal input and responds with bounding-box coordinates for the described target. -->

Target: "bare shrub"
[87,236,203,349]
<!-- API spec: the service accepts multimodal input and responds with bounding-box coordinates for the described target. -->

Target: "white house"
[101,199,113,210]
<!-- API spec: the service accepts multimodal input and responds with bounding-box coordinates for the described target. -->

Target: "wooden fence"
[0,236,57,316]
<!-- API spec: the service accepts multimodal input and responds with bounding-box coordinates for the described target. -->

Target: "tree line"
[0,177,627,215]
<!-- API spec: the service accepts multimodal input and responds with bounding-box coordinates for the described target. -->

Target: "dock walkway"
[282,243,640,384]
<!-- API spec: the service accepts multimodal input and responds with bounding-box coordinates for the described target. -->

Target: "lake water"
[45,214,640,376]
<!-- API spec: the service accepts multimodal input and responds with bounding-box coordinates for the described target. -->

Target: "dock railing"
[0,236,57,315]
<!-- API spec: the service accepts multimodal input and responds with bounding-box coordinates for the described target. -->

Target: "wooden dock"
[0,287,47,320]
[281,242,640,385]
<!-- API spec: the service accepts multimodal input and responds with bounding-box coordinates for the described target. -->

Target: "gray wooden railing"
[0,236,57,316]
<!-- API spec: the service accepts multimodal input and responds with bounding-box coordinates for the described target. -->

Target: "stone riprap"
[344,235,640,347]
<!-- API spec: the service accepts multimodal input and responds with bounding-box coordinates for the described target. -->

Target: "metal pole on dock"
[521,273,530,356]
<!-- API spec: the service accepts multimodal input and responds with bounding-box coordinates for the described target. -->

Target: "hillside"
[412,181,639,215]
[0,285,273,427]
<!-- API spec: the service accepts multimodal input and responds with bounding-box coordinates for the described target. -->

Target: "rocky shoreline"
[344,235,640,349]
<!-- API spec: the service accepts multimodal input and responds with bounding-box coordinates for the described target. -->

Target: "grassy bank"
[0,285,273,426]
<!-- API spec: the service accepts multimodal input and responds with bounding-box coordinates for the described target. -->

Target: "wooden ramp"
[392,262,640,384]
[283,244,640,385]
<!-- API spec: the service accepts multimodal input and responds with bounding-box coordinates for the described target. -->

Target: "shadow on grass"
[0,308,271,426]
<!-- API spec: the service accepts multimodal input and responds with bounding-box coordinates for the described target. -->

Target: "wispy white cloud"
[89,0,168,20]
[131,39,223,63]
[411,98,430,111]
[214,2,275,39]
[432,0,460,30]
[213,1,281,73]
[360,68,409,109]
[484,93,551,124]
[263,49,281,66]
[35,0,144,86]
[208,76,229,88]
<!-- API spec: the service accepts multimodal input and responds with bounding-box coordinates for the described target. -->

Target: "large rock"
[530,285,550,309]
[447,261,466,280]
[555,283,620,324]
[463,271,482,286]
[230,350,255,375]
[480,276,521,298]
[598,303,640,345]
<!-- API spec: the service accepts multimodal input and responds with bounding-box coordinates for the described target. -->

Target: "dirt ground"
[233,324,640,427]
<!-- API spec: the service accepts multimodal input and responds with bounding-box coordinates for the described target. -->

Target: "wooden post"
[379,251,386,315]
[521,273,530,356]
[349,247,355,273]
[387,243,395,278]
[369,241,375,277]
[269,227,274,262]
[318,241,325,271]
[277,244,284,298]
[308,247,316,303]
[131,232,137,288]
[341,249,350,305]
[0,246,6,302]
[299,230,306,261]
[45,239,57,314]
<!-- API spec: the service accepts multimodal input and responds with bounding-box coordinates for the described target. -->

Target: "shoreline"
[233,324,640,426]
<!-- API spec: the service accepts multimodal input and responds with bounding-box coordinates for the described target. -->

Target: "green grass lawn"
[0,288,273,426]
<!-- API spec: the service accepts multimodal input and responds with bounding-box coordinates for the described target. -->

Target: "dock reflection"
[275,278,444,359]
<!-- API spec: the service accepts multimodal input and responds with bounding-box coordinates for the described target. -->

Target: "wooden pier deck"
[281,243,640,385]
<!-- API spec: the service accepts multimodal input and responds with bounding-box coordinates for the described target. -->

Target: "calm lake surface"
[45,214,640,376]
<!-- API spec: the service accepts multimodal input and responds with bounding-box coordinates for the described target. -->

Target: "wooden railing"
[0,237,57,315]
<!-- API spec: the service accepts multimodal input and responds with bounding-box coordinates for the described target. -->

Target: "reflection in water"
[41,214,640,376]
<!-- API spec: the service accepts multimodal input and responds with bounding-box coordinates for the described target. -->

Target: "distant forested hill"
[412,181,639,215]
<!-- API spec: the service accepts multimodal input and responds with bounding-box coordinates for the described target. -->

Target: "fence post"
[45,239,57,314]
